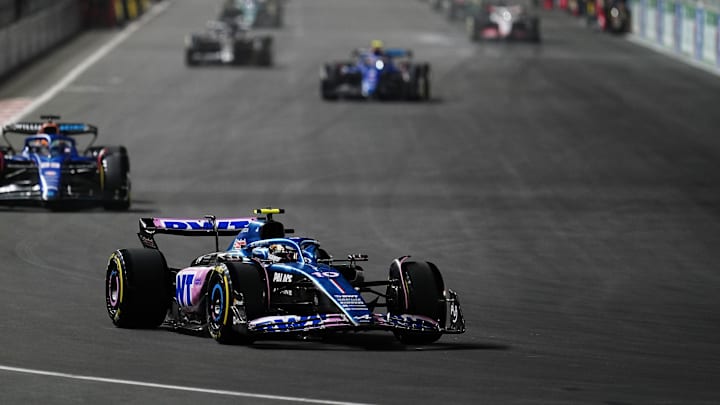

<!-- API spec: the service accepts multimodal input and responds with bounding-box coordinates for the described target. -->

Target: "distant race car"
[185,19,273,66]
[219,0,284,28]
[465,0,541,42]
[430,0,472,21]
[0,115,130,210]
[105,208,465,345]
[320,42,431,101]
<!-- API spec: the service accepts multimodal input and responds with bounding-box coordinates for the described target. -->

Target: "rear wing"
[138,216,255,250]
[2,122,98,152]
[2,122,97,136]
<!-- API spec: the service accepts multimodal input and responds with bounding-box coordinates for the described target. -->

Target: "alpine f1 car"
[465,0,541,42]
[320,42,431,101]
[185,19,273,66]
[105,208,465,345]
[220,0,284,28]
[0,115,130,210]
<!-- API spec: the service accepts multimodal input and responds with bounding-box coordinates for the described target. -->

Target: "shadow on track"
[248,333,508,352]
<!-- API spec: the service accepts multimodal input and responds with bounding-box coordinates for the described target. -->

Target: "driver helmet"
[370,39,384,56]
[269,244,296,263]
[38,122,59,135]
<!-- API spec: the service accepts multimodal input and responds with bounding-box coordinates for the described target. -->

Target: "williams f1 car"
[185,19,273,66]
[105,208,465,345]
[0,115,130,210]
[465,0,541,42]
[320,44,431,101]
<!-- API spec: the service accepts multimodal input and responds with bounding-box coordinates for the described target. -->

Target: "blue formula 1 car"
[105,208,465,345]
[0,115,130,210]
[320,42,431,101]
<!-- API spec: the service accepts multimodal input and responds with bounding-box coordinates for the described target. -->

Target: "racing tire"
[257,37,273,67]
[387,260,446,344]
[101,148,130,211]
[409,65,431,101]
[320,64,339,100]
[106,249,172,328]
[466,16,479,42]
[185,48,198,66]
[529,18,542,43]
[207,262,267,344]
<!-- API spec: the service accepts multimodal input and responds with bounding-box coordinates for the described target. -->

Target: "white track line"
[1,0,171,127]
[0,364,373,405]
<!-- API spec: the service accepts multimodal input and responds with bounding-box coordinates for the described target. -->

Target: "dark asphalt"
[1,0,719,404]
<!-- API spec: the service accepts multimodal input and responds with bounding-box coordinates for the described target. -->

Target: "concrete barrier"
[630,0,720,71]
[0,0,82,79]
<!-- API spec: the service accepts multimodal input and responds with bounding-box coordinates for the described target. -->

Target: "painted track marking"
[0,365,374,405]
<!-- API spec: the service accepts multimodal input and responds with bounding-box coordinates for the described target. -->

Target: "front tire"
[105,249,171,328]
[387,260,446,344]
[207,262,267,344]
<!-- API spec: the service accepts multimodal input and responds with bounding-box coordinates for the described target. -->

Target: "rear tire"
[185,48,198,66]
[257,37,273,67]
[387,260,446,344]
[105,249,171,328]
[466,16,479,42]
[101,148,130,211]
[207,262,267,344]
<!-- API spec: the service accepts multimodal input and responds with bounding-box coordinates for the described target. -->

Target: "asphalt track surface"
[1,0,719,404]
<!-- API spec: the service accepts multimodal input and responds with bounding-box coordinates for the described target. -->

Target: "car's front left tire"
[106,249,171,328]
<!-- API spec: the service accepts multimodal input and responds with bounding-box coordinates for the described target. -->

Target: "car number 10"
[312,271,340,278]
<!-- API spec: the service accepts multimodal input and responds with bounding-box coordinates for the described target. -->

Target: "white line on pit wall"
[1,0,171,127]
[0,364,374,405]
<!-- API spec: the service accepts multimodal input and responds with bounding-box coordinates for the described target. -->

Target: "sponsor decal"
[176,273,195,306]
[386,314,440,331]
[250,314,328,332]
[334,294,366,309]
[156,219,249,231]
[233,238,246,249]
[58,124,87,132]
[138,233,157,249]
[272,272,293,283]
[40,162,61,169]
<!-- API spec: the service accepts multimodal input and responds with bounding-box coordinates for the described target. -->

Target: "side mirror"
[252,247,270,260]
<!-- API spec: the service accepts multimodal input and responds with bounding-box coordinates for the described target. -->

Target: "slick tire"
[530,18,542,43]
[185,48,198,66]
[320,64,339,100]
[207,262,267,344]
[387,260,446,344]
[106,249,171,328]
[101,148,130,211]
[257,37,273,67]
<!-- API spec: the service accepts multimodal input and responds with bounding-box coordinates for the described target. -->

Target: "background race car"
[320,43,431,101]
[0,115,130,210]
[185,19,273,67]
[465,0,541,42]
[220,0,285,28]
[105,208,465,345]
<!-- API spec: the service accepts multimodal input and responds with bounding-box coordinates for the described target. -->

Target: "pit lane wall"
[630,0,720,72]
[0,0,153,80]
